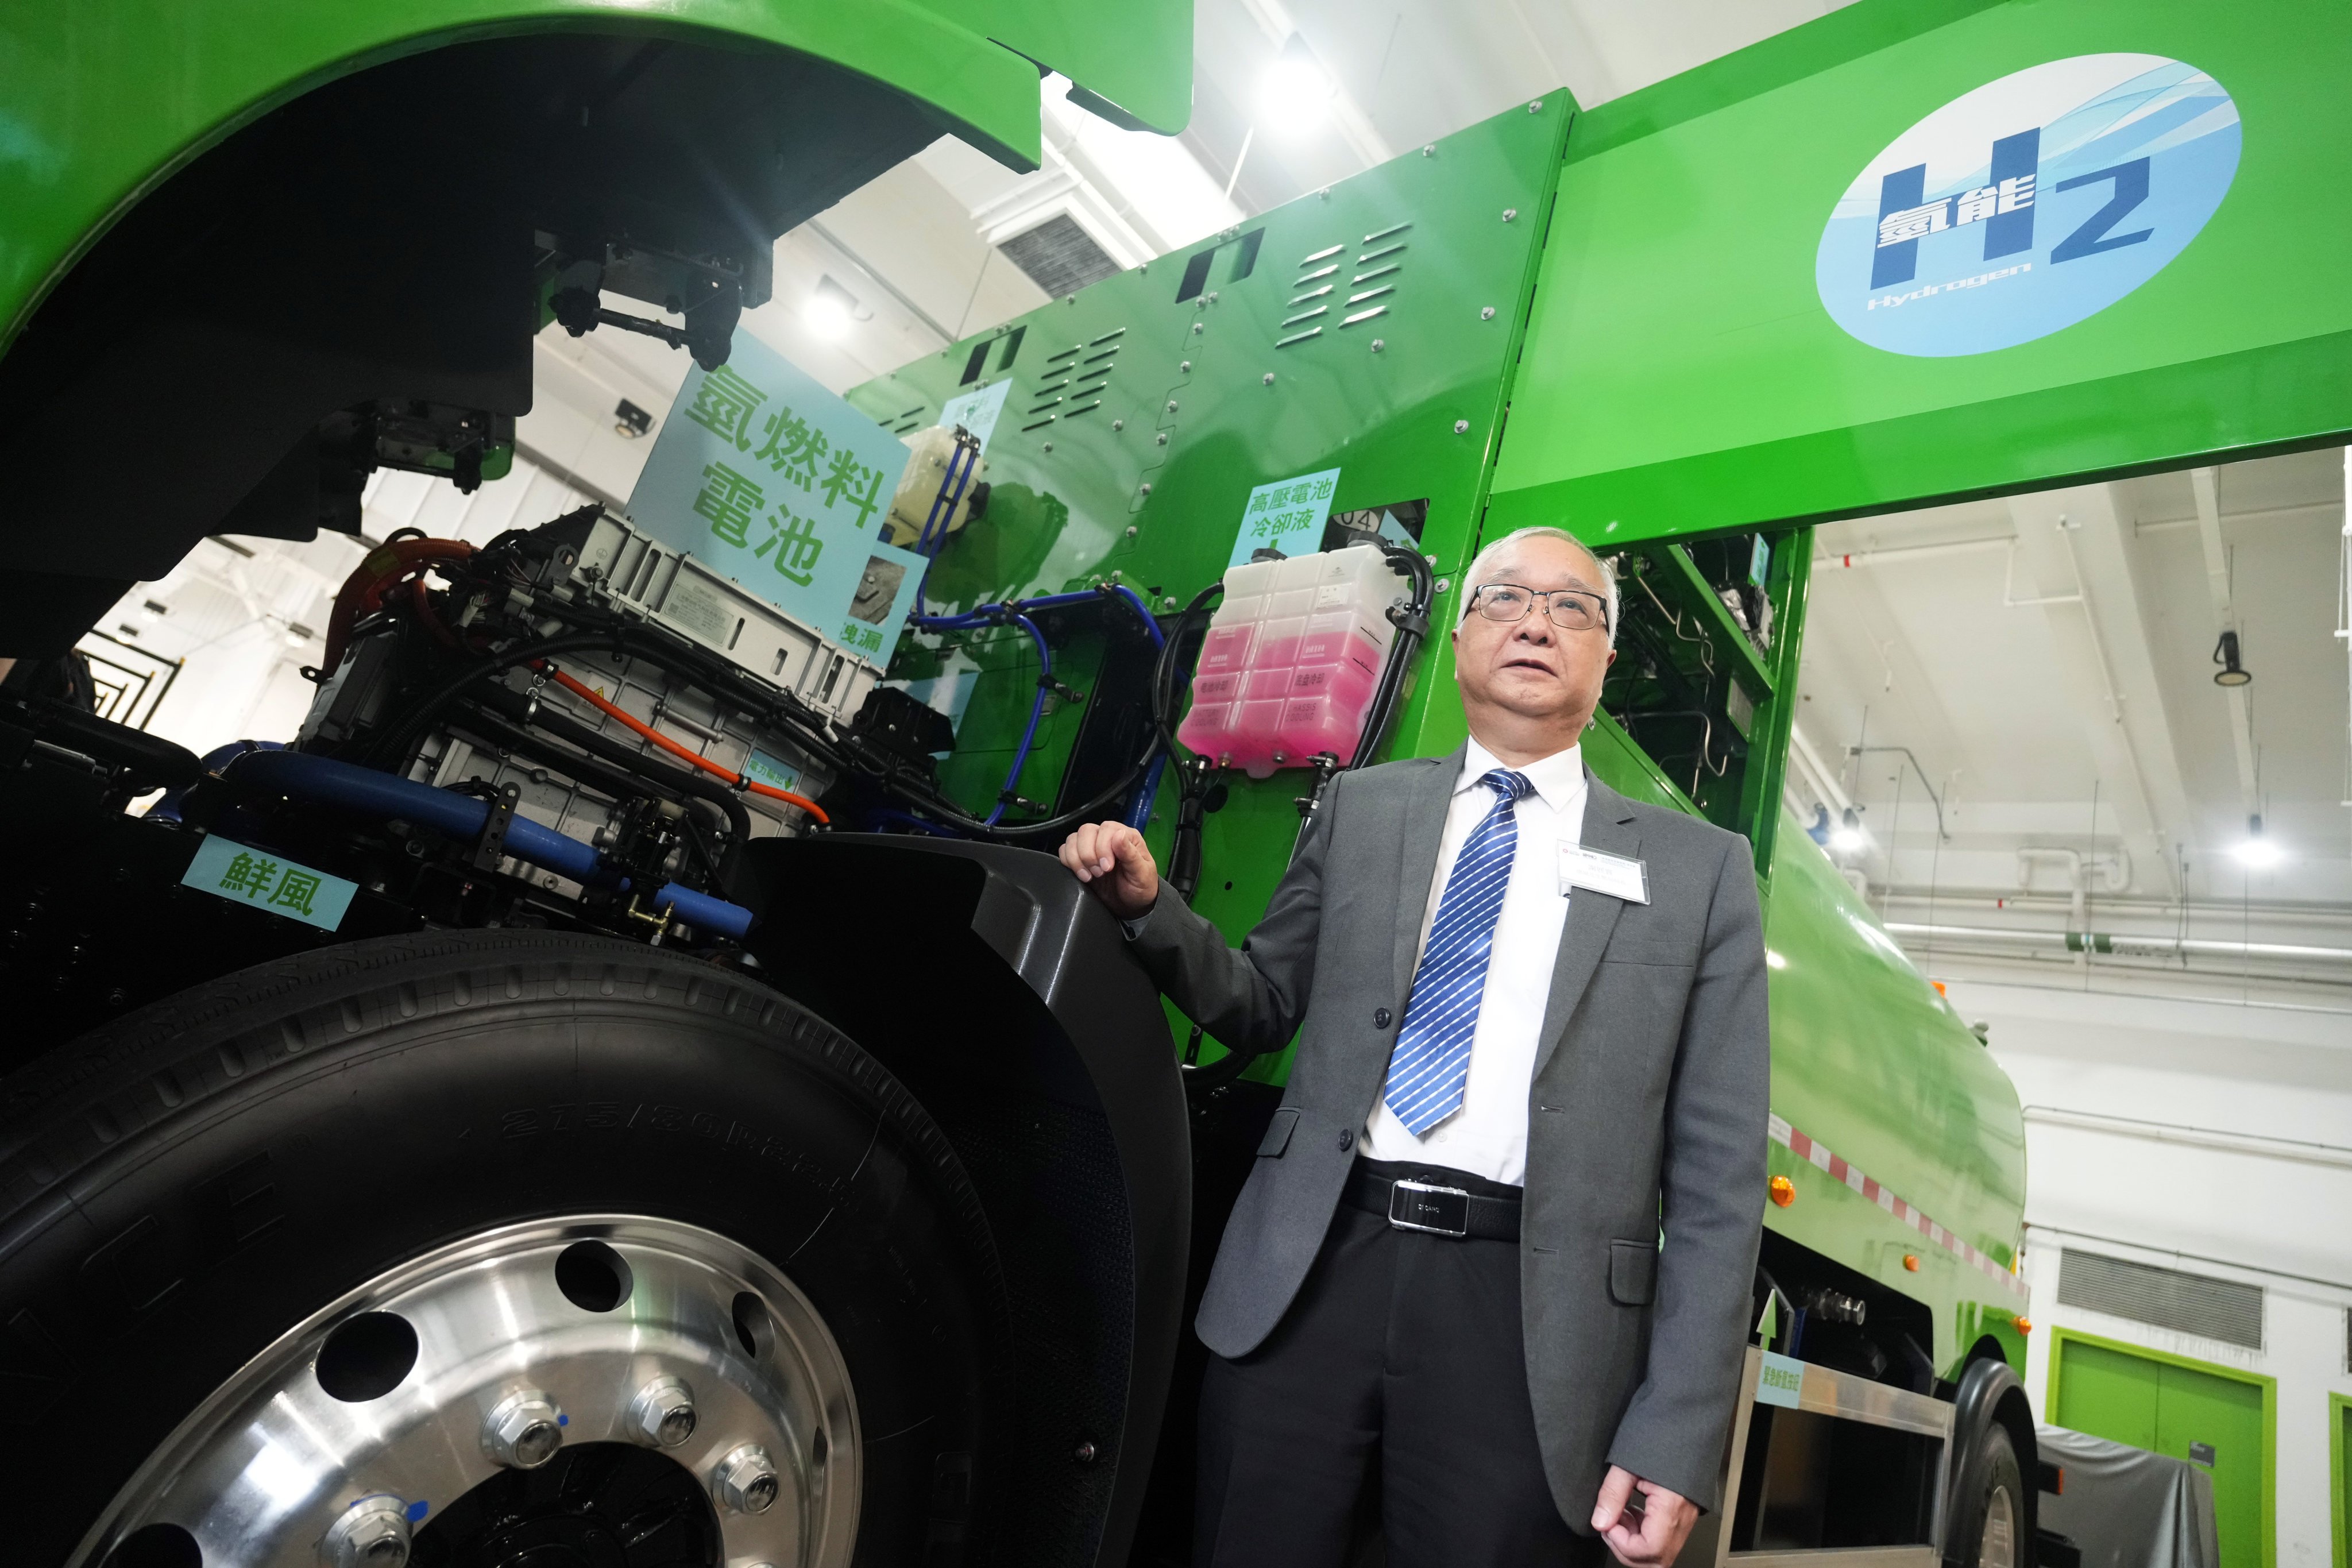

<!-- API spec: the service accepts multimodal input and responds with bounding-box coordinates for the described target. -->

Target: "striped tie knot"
[1481,768,1534,806]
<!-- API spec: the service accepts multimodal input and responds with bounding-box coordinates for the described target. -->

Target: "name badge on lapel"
[1558,843,1650,903]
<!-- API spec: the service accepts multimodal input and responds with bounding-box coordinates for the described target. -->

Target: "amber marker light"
[1768,1176,1795,1207]
[2014,1316,2033,1333]
[1903,1254,1921,1272]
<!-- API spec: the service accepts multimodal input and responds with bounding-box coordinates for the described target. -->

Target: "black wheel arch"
[1945,1349,2039,1568]
[735,832,1191,1568]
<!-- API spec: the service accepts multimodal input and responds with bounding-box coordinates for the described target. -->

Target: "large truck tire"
[0,929,1010,1568]
[1948,1421,2026,1568]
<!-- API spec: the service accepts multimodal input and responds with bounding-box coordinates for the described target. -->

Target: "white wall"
[1944,974,2352,1567]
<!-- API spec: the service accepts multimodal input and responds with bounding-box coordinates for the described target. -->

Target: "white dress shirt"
[1360,737,1587,1185]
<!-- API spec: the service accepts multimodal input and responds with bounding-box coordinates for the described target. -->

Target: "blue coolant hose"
[223,750,756,940]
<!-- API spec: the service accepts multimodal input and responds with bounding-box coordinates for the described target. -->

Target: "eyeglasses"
[1466,582,1609,634]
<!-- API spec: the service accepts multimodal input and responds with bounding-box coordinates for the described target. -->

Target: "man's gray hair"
[1460,526,1619,646]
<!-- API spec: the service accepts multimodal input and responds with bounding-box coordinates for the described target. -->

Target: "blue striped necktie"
[1383,768,1534,1136]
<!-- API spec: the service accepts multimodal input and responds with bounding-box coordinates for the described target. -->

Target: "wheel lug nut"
[628,1374,698,1447]
[322,1493,412,1568]
[715,1442,781,1513]
[483,1388,565,1469]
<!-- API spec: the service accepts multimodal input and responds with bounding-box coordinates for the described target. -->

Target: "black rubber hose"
[466,682,757,847]
[1345,543,1436,773]
[362,630,633,770]
[879,589,1180,841]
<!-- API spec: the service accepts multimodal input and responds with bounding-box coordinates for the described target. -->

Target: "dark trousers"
[1194,1160,1598,1568]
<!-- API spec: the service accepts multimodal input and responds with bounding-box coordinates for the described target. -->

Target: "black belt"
[1343,1163,1521,1242]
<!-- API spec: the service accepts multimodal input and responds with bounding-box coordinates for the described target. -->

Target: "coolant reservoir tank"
[1177,544,1407,779]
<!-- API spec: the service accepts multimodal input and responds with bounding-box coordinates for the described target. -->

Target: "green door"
[2052,1334,2270,1568]
[2333,1396,2350,1568]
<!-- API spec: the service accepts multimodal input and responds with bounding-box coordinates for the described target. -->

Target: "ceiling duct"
[997,213,1125,298]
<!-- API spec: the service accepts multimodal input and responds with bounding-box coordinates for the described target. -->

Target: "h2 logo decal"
[1818,55,2238,357]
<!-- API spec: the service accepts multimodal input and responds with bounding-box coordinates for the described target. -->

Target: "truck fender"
[1944,1351,2040,1568]
[735,832,1190,1568]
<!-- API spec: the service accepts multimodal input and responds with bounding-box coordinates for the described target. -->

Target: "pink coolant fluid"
[1177,544,1409,778]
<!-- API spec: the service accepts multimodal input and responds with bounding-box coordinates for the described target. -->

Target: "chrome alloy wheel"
[1978,1482,2017,1568]
[74,1216,859,1568]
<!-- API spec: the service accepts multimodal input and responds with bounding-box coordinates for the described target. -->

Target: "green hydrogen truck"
[2,1,2345,1565]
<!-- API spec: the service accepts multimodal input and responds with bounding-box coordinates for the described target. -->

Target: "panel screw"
[1156,432,1168,445]
[1042,441,1053,452]
[1180,360,1192,372]
[1529,99,1544,113]
[1318,186,1332,200]
[1453,419,1470,434]
[1207,291,1219,303]
[1125,525,1139,539]
[628,1374,698,1449]
[1192,322,1204,334]
[715,1443,782,1513]
[323,1495,413,1568]
[483,1389,565,1469]
[1503,207,1519,222]
[1263,372,1276,385]
[1140,483,1152,496]
[1481,306,1496,320]
[1422,144,1435,157]
[1074,1439,1099,1464]
[1434,577,1451,593]
[1111,418,1123,431]
[1370,338,1385,352]
[1167,400,1179,412]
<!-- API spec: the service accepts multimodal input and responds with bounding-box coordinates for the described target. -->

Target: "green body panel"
[2052,1330,2276,1568]
[1489,0,2352,543]
[854,89,2032,1376]
[853,95,1576,852]
[0,0,1189,354]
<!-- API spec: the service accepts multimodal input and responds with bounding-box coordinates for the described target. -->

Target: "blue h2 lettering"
[1871,128,2042,289]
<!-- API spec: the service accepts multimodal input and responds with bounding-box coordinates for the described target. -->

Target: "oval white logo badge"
[1816,54,2241,357]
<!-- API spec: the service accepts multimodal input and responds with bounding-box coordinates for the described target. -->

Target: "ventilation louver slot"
[1282,223,1412,346]
[2056,1250,2264,1350]
[1018,330,1123,431]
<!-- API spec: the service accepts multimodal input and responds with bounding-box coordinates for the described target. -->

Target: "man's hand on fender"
[1057,820,1161,921]
[1594,1466,1697,1568]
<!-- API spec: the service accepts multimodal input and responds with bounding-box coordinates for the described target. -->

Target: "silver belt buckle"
[1388,1178,1472,1238]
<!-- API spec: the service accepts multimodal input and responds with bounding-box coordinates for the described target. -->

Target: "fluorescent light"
[1261,36,1335,134]
[1829,805,1868,853]
[805,275,859,341]
[2233,814,2284,868]
[804,293,850,340]
[2232,835,2283,868]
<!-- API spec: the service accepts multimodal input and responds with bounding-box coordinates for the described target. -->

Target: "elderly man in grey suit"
[1060,526,1769,1568]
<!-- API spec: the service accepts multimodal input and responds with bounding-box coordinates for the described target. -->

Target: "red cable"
[536,663,829,825]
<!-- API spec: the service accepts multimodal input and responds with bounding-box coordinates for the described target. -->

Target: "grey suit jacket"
[1127,748,1770,1521]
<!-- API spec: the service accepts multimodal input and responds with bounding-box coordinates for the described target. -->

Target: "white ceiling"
[1802,449,2352,918]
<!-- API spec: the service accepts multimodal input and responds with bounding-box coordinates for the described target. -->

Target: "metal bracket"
[471,781,522,871]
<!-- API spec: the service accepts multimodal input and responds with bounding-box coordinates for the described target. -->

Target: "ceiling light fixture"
[613,399,652,439]
[805,275,862,341]
[1261,34,1336,134]
[2233,815,2283,868]
[2212,628,2252,686]
[1830,806,1868,853]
